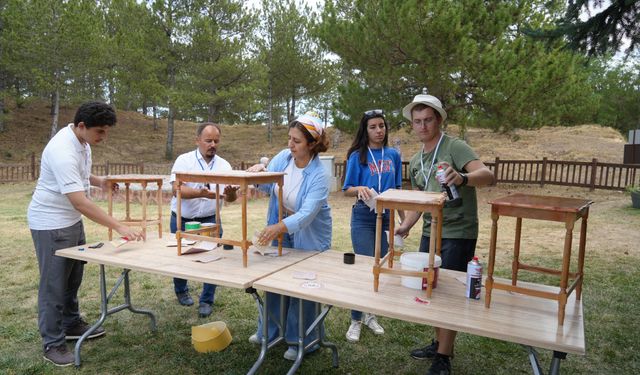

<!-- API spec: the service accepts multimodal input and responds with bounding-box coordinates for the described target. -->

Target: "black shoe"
[65,319,106,340]
[410,339,439,360]
[198,302,213,318]
[176,291,194,306]
[43,344,74,367]
[427,354,451,375]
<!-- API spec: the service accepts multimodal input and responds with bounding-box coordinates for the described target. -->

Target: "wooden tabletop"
[56,235,318,289]
[174,170,285,185]
[253,250,585,355]
[375,189,446,205]
[105,174,166,182]
[488,193,592,213]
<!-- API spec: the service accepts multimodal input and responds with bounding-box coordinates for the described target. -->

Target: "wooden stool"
[105,174,165,240]
[174,170,285,267]
[373,189,445,298]
[484,193,592,325]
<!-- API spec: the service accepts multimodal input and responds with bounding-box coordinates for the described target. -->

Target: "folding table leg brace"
[74,266,157,367]
[247,292,339,375]
[525,345,567,375]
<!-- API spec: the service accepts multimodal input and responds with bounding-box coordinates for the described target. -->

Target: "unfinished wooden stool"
[105,174,165,240]
[372,189,445,298]
[174,170,285,267]
[484,193,592,325]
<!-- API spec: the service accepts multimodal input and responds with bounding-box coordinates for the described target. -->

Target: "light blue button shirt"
[258,149,332,251]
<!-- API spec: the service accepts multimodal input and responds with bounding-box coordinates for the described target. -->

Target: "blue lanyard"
[367,147,384,193]
[195,150,214,171]
[196,150,214,189]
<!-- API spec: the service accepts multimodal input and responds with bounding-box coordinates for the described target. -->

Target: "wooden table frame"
[373,189,446,297]
[485,193,593,325]
[106,174,164,240]
[174,170,285,267]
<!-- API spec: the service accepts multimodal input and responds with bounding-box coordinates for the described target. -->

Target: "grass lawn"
[0,182,639,374]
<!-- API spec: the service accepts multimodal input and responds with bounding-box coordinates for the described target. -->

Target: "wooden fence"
[334,157,640,191]
[3,154,639,191]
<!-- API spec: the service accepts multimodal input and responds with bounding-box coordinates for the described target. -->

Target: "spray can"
[465,256,482,299]
[436,165,459,201]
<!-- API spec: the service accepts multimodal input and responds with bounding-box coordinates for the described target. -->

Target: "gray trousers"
[31,220,86,349]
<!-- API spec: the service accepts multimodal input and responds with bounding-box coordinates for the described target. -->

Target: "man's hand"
[115,225,145,242]
[224,185,239,202]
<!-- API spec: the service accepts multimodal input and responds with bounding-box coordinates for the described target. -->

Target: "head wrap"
[296,111,324,139]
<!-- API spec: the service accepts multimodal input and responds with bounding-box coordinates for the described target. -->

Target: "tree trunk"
[108,77,115,107]
[152,103,158,131]
[290,88,296,121]
[49,89,60,139]
[0,97,4,132]
[165,104,175,160]
[268,79,273,143]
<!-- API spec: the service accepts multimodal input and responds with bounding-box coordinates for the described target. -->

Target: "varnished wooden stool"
[105,174,165,240]
[484,193,592,325]
[373,189,445,298]
[174,170,285,267]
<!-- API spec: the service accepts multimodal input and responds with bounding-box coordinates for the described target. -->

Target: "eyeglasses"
[364,109,384,117]
[412,117,437,127]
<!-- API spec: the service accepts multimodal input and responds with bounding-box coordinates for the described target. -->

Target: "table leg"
[558,218,575,325]
[74,266,156,367]
[108,183,113,241]
[388,210,395,268]
[247,288,267,375]
[373,203,383,292]
[485,209,499,308]
[576,214,588,300]
[512,217,522,286]
[141,182,148,239]
[157,181,162,238]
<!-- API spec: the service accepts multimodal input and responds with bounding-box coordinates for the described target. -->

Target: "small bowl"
[192,321,232,353]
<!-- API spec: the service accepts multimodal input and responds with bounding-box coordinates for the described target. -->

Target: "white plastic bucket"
[400,252,442,290]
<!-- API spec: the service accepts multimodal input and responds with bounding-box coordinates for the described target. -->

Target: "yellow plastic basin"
[191,321,232,353]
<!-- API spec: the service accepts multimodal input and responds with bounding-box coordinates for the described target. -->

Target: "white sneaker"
[345,320,362,342]
[248,334,260,345]
[363,313,384,335]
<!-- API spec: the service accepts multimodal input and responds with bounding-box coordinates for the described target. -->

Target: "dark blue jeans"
[256,232,322,350]
[418,236,477,272]
[170,212,220,304]
[350,201,389,321]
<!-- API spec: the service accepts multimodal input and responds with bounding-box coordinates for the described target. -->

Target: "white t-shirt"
[28,123,91,230]
[170,150,233,219]
[281,159,305,213]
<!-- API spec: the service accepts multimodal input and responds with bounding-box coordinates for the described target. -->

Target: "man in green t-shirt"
[396,94,494,375]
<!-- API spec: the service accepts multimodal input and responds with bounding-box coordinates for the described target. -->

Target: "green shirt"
[409,134,479,239]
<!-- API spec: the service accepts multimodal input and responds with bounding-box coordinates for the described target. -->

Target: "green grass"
[1,182,639,374]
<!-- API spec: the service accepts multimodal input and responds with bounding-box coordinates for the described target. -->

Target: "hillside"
[0,101,627,165]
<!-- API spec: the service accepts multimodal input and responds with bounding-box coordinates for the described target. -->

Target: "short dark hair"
[73,101,117,128]
[411,103,442,121]
[196,122,221,137]
[289,121,329,156]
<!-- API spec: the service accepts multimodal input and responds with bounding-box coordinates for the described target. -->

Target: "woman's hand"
[247,163,267,172]
[256,222,287,245]
[357,186,373,201]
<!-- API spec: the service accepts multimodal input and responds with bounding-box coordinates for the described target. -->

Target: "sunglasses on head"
[364,109,384,117]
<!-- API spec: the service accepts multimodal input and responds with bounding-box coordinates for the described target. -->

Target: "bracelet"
[459,172,468,186]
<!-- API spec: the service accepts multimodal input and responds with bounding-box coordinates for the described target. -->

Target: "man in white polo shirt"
[169,122,238,318]
[28,101,144,367]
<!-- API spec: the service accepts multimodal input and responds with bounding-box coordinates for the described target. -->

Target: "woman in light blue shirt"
[248,112,332,361]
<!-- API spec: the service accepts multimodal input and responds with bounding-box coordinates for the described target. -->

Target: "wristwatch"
[459,172,468,186]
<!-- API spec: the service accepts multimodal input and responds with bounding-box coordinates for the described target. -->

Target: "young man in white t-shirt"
[28,101,144,367]
[169,123,238,318]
